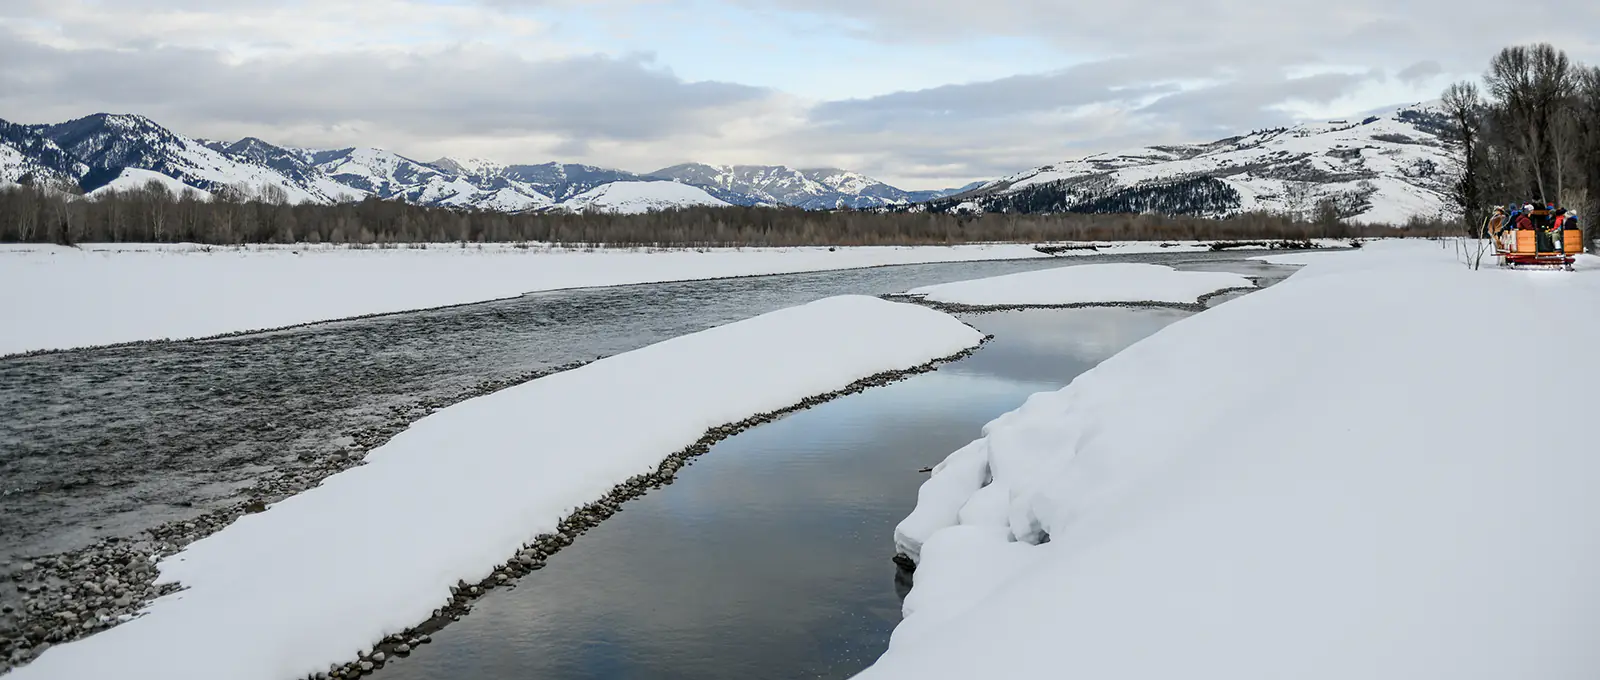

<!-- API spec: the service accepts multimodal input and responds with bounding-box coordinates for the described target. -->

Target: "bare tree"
[1443,81,1486,231]
[13,184,40,242]
[142,179,173,241]
[1485,44,1575,202]
[44,179,83,245]
[261,184,289,207]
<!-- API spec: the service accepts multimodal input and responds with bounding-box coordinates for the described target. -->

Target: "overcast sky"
[2,0,1597,189]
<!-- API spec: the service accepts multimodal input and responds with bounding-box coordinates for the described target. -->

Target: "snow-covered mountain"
[0,112,972,214]
[918,102,1458,225]
[556,180,732,214]
[648,163,966,209]
[11,107,1461,222]
[28,114,354,204]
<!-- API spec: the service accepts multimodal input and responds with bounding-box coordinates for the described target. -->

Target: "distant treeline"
[0,181,1443,247]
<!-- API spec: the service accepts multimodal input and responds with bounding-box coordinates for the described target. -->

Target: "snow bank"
[0,243,1042,354]
[868,240,1600,679]
[906,263,1251,306]
[10,295,983,680]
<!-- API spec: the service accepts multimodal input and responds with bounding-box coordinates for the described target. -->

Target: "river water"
[370,260,1293,680]
[0,249,1299,675]
[0,250,1279,565]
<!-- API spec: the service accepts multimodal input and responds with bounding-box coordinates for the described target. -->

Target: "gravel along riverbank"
[0,361,589,673]
[5,296,985,680]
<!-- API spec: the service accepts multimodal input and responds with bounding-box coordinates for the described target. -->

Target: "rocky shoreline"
[0,359,592,675]
[2,339,992,678]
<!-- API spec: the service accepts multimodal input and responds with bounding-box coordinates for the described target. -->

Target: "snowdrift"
[869,240,1600,680]
[0,243,1043,355]
[906,263,1251,306]
[10,295,984,680]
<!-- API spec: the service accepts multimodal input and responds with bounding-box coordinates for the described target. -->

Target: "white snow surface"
[907,263,1252,306]
[558,180,731,213]
[867,239,1600,680]
[0,242,1045,354]
[9,295,984,680]
[86,168,213,200]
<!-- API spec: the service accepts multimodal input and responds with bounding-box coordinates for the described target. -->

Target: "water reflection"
[373,307,1190,680]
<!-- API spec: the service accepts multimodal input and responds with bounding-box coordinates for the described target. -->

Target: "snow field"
[559,180,730,213]
[0,243,1045,355]
[85,168,213,201]
[906,262,1253,306]
[866,239,1600,680]
[9,295,986,680]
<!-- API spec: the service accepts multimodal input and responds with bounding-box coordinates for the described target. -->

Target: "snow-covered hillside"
[922,102,1458,225]
[649,163,966,209]
[557,180,731,214]
[0,120,87,187]
[85,168,212,200]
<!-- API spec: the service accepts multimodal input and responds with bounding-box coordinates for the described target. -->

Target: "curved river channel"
[0,249,1298,676]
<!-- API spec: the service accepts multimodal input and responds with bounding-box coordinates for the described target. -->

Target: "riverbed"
[0,249,1300,673]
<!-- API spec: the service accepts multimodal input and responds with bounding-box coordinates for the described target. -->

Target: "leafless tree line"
[0,180,1440,247]
[1441,43,1600,248]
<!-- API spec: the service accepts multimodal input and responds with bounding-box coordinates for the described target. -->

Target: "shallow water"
[0,249,1275,565]
[371,307,1195,680]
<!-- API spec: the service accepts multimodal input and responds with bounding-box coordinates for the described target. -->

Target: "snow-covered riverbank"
[905,263,1253,307]
[0,242,1042,355]
[8,295,984,680]
[870,240,1600,679]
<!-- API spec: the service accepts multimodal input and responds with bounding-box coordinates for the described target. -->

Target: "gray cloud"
[717,0,1600,72]
[1397,60,1445,86]
[791,51,1391,184]
[1134,69,1384,134]
[0,29,770,143]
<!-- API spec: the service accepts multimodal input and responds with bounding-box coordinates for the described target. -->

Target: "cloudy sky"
[2,0,1597,189]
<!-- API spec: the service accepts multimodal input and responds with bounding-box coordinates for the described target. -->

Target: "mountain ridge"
[0,104,1458,222]
[0,112,958,213]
